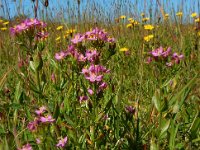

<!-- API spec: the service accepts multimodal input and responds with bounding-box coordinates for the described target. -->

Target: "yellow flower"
[0,19,3,23]
[128,18,133,21]
[142,17,149,22]
[0,27,7,31]
[56,26,63,30]
[176,12,183,17]
[120,47,129,52]
[198,31,200,37]
[3,21,9,25]
[191,13,197,18]
[55,36,61,41]
[134,21,139,25]
[141,13,145,17]
[195,18,200,23]
[66,29,76,34]
[165,14,169,17]
[126,23,133,28]
[144,34,154,42]
[120,15,126,19]
[144,24,154,30]
[164,14,169,20]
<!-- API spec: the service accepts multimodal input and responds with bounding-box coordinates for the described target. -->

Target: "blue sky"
[0,0,199,20]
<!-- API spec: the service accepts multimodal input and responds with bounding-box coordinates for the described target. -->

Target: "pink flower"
[79,96,88,102]
[81,64,109,83]
[77,53,86,62]
[18,143,32,150]
[27,118,39,132]
[85,73,103,83]
[87,88,94,95]
[35,106,46,115]
[125,106,135,114]
[85,49,99,63]
[71,33,85,44]
[172,52,184,64]
[40,115,55,123]
[145,57,153,64]
[98,82,108,90]
[150,47,164,57]
[162,47,171,57]
[36,138,41,144]
[56,136,68,148]
[55,51,67,60]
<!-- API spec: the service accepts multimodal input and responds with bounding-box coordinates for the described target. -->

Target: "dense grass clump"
[0,0,200,149]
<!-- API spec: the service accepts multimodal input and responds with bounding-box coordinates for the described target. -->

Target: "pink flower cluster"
[81,64,110,83]
[55,28,112,102]
[27,106,55,132]
[18,143,32,150]
[71,27,115,44]
[81,64,109,96]
[55,45,100,63]
[10,18,47,36]
[56,136,68,148]
[147,47,184,66]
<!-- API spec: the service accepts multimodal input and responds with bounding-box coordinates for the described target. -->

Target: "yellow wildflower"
[0,27,7,31]
[176,12,183,17]
[126,23,133,28]
[128,18,133,21]
[164,14,169,20]
[198,31,200,37]
[66,29,76,34]
[144,24,154,30]
[120,15,126,19]
[56,26,63,30]
[142,17,149,22]
[195,18,200,23]
[191,13,197,18]
[0,19,3,23]
[141,13,145,17]
[55,36,61,41]
[120,47,129,52]
[134,21,139,25]
[144,34,154,42]
[3,21,9,25]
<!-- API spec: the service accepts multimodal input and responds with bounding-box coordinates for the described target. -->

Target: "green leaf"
[160,119,170,138]
[29,60,36,72]
[150,138,158,150]
[14,81,22,103]
[152,89,161,112]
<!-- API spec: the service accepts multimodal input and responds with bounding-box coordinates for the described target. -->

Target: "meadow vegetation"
[0,0,200,149]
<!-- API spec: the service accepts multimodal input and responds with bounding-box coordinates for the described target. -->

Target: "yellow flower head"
[195,18,200,23]
[126,23,133,28]
[191,13,197,18]
[198,31,200,37]
[120,47,129,52]
[176,12,183,17]
[66,29,76,34]
[142,17,149,22]
[3,21,9,25]
[55,36,61,41]
[0,19,3,23]
[144,24,154,30]
[134,21,139,25]
[141,13,145,17]
[0,27,7,31]
[165,14,169,17]
[128,18,133,21]
[120,15,126,19]
[144,34,154,42]
[56,26,63,31]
